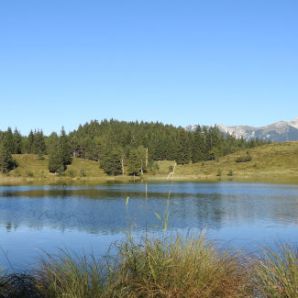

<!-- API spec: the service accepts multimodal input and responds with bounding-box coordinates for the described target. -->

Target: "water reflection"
[1,182,298,271]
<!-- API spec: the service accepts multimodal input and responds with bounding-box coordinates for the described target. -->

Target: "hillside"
[0,142,298,185]
[0,155,111,185]
[171,141,298,183]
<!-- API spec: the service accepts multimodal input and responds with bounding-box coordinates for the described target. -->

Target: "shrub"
[236,153,252,163]
[80,169,87,177]
[228,170,234,176]
[25,171,34,178]
[67,169,76,177]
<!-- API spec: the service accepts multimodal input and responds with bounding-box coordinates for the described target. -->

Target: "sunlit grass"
[111,236,250,298]
[37,252,105,298]
[255,246,298,298]
[1,141,298,185]
[2,237,298,297]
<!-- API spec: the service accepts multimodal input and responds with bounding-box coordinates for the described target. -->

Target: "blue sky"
[0,0,297,134]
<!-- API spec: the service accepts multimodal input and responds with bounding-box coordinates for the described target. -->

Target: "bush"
[148,161,159,175]
[0,144,17,174]
[25,171,34,177]
[80,169,87,177]
[228,170,234,176]
[67,169,76,177]
[236,153,252,163]
[0,274,42,298]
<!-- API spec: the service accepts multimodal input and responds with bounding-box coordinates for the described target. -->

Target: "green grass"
[170,142,298,184]
[2,236,298,297]
[111,236,249,298]
[0,154,131,185]
[255,246,298,298]
[1,142,298,185]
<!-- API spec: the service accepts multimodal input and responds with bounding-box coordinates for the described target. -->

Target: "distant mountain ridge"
[189,117,298,142]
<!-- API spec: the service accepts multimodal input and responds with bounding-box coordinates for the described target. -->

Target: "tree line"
[0,120,267,175]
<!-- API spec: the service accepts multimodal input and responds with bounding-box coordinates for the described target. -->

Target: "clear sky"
[0,0,297,134]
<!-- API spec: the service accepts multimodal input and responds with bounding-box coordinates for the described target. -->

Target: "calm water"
[1,182,298,271]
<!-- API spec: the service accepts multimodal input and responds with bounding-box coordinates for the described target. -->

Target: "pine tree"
[100,147,123,176]
[48,139,65,174]
[175,130,191,165]
[127,146,147,176]
[60,127,72,166]
[32,130,46,157]
[0,142,16,173]
[127,148,140,175]
[191,125,205,163]
[27,130,35,153]
[4,128,14,154]
[13,129,23,154]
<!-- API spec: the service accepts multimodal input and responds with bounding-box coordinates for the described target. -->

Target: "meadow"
[1,141,298,185]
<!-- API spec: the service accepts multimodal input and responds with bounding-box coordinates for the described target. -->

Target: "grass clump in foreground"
[1,237,298,297]
[110,237,249,297]
[0,236,250,298]
[255,246,298,298]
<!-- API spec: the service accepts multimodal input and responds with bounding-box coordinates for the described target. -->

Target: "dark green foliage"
[48,143,65,174]
[32,130,46,156]
[148,160,159,175]
[100,147,123,176]
[227,170,234,176]
[175,129,192,165]
[127,149,140,176]
[0,274,42,298]
[60,128,72,166]
[4,127,15,154]
[26,130,35,153]
[0,143,17,173]
[13,129,23,154]
[0,120,267,176]
[191,125,207,163]
[24,130,47,156]
[48,129,73,174]
[127,146,147,176]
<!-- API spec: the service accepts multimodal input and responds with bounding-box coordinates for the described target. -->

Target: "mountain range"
[188,117,298,142]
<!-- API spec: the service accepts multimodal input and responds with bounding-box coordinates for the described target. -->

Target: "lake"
[1,182,298,272]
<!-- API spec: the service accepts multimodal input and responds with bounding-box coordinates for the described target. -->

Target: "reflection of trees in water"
[1,186,298,235]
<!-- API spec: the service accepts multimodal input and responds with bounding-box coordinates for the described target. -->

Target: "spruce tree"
[13,129,23,154]
[32,130,46,157]
[4,128,15,154]
[127,146,147,176]
[60,127,72,166]
[100,147,123,176]
[48,139,65,174]
[0,142,16,173]
[175,130,191,165]
[27,130,35,153]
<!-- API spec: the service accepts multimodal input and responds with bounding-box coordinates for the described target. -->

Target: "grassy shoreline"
[1,141,298,186]
[1,174,298,186]
[1,236,298,297]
